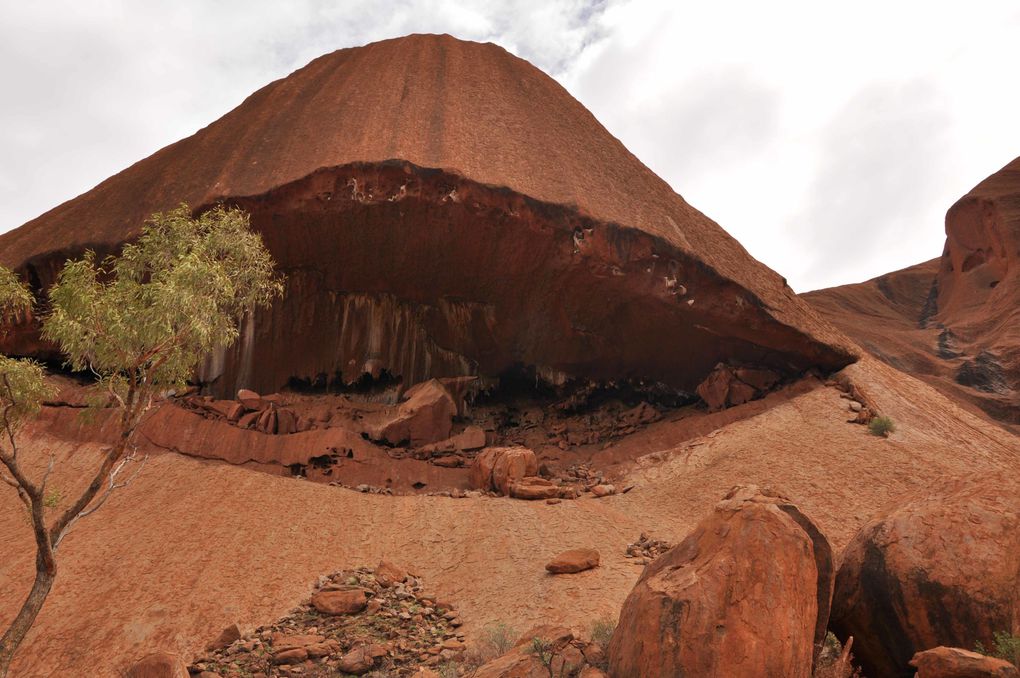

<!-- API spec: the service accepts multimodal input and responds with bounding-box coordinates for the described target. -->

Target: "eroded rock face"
[831,479,1020,678]
[608,485,834,678]
[0,34,853,400]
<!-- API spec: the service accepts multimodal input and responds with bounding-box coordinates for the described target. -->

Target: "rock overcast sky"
[2,0,1019,291]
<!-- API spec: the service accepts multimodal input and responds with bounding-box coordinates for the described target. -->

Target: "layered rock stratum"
[0,33,852,398]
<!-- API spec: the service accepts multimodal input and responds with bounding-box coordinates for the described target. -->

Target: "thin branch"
[39,454,55,491]
[53,451,148,548]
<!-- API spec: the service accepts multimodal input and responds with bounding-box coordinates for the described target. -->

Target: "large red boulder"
[368,379,457,446]
[469,447,538,495]
[910,647,1020,678]
[608,485,833,678]
[830,479,1020,678]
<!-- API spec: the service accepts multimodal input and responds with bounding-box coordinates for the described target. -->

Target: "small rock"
[374,560,408,587]
[337,646,376,674]
[310,589,367,615]
[206,623,242,651]
[271,648,308,665]
[590,484,615,497]
[546,548,601,574]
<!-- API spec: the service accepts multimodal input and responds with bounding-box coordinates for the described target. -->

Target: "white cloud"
[2,0,1020,291]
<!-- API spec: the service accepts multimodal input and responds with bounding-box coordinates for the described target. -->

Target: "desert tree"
[0,205,283,677]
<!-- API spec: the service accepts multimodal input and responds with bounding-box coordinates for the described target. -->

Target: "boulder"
[469,447,539,495]
[910,647,1020,678]
[370,379,457,446]
[509,476,561,500]
[830,479,1020,678]
[609,485,834,678]
[696,363,780,411]
[546,548,600,574]
[125,653,189,678]
[310,588,368,615]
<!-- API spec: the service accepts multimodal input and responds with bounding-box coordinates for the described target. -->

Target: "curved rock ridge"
[0,33,854,396]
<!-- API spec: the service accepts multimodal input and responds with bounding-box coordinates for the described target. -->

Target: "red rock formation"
[608,485,834,678]
[469,446,539,495]
[806,157,1020,430]
[831,479,1020,678]
[0,34,852,398]
[910,647,1020,678]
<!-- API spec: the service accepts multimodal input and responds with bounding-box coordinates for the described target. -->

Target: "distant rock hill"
[806,156,1020,431]
[0,33,853,397]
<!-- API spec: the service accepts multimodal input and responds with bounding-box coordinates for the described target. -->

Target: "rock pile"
[187,563,465,677]
[695,363,781,411]
[181,392,309,435]
[624,533,672,564]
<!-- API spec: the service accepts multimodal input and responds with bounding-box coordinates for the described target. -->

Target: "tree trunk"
[0,551,56,678]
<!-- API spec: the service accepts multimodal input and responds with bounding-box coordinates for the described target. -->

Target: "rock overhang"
[186,160,854,396]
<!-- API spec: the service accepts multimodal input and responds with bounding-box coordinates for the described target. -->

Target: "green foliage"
[43,204,283,399]
[590,616,616,652]
[529,637,553,667]
[0,356,54,435]
[483,622,517,657]
[975,631,1020,666]
[43,488,62,509]
[0,266,32,318]
[868,415,896,437]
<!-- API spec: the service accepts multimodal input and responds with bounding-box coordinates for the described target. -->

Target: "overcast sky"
[2,1,1019,292]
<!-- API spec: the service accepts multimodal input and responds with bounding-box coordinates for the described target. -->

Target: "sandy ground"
[1,357,1016,676]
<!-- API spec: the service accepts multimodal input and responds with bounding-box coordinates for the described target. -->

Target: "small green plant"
[590,616,616,652]
[529,637,554,676]
[868,415,896,437]
[482,622,517,658]
[43,488,61,509]
[975,631,1020,666]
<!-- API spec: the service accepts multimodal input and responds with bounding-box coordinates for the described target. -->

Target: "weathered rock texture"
[831,479,1020,678]
[806,157,1020,429]
[0,34,852,398]
[608,485,834,678]
[910,647,1020,678]
[125,652,189,678]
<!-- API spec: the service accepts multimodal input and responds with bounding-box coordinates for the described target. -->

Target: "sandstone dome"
[0,33,854,396]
